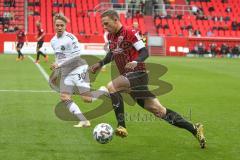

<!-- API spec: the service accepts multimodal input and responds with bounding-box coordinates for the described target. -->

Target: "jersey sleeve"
[127,29,145,51]
[50,38,54,48]
[70,34,82,54]
[40,29,45,36]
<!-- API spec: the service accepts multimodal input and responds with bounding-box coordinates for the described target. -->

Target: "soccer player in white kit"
[50,13,106,128]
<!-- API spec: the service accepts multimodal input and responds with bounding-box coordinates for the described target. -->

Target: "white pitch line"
[28,55,49,82]
[0,89,55,93]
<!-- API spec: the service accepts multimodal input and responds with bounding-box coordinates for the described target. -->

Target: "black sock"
[20,51,23,57]
[17,50,22,58]
[36,51,40,60]
[37,51,45,60]
[39,51,46,57]
[163,108,196,135]
[110,92,125,128]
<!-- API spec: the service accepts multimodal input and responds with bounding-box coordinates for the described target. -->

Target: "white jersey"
[50,31,82,66]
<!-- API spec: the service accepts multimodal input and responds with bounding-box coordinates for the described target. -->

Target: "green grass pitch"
[0,54,240,160]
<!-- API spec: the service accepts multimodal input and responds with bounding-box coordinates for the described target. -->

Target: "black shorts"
[17,42,24,49]
[37,41,44,49]
[124,72,156,108]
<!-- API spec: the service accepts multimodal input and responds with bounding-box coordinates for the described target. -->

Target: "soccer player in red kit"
[132,21,146,44]
[35,21,48,63]
[16,25,27,61]
[90,10,206,148]
[132,21,142,36]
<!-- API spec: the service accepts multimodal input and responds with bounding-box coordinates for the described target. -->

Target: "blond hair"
[101,10,119,20]
[53,13,69,23]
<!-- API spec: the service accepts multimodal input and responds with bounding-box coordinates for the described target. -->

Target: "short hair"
[101,10,119,20]
[54,13,69,23]
[36,20,41,25]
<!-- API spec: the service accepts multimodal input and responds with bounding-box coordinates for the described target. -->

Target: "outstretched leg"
[36,46,48,63]
[143,98,206,148]
[61,92,90,128]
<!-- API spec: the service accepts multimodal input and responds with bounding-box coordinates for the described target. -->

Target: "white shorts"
[60,65,90,94]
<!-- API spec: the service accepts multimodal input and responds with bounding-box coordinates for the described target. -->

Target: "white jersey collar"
[56,31,67,39]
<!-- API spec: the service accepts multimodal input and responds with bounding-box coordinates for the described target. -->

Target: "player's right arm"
[50,38,59,70]
[99,51,113,67]
[90,51,113,73]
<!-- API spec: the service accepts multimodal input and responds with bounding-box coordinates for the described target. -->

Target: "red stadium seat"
[71,8,79,34]
[77,17,85,34]
[19,0,240,39]
[96,12,103,34]
[28,16,34,34]
[46,0,53,34]
[89,12,97,34]
[84,16,91,35]
[88,0,94,11]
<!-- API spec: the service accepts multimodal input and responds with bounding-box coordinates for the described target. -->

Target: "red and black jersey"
[16,29,26,43]
[107,26,146,75]
[37,26,45,41]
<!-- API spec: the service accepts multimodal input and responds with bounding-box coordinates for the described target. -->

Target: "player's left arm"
[70,34,81,54]
[125,47,149,70]
[135,47,149,62]
[37,29,45,41]
[50,39,58,70]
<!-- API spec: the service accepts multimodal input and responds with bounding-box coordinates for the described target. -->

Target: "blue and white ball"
[93,123,114,144]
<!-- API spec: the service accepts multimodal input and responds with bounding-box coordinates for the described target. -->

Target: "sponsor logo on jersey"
[61,45,65,51]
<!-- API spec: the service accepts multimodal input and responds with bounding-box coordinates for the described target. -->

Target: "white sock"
[66,100,87,121]
[90,86,109,102]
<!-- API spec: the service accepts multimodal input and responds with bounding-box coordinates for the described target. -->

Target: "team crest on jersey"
[61,45,65,51]
[116,36,124,49]
[118,36,124,43]
[120,41,132,50]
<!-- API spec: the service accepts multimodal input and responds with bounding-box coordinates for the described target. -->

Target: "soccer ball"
[93,123,114,144]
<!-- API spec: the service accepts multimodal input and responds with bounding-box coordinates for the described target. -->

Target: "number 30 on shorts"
[77,72,87,80]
